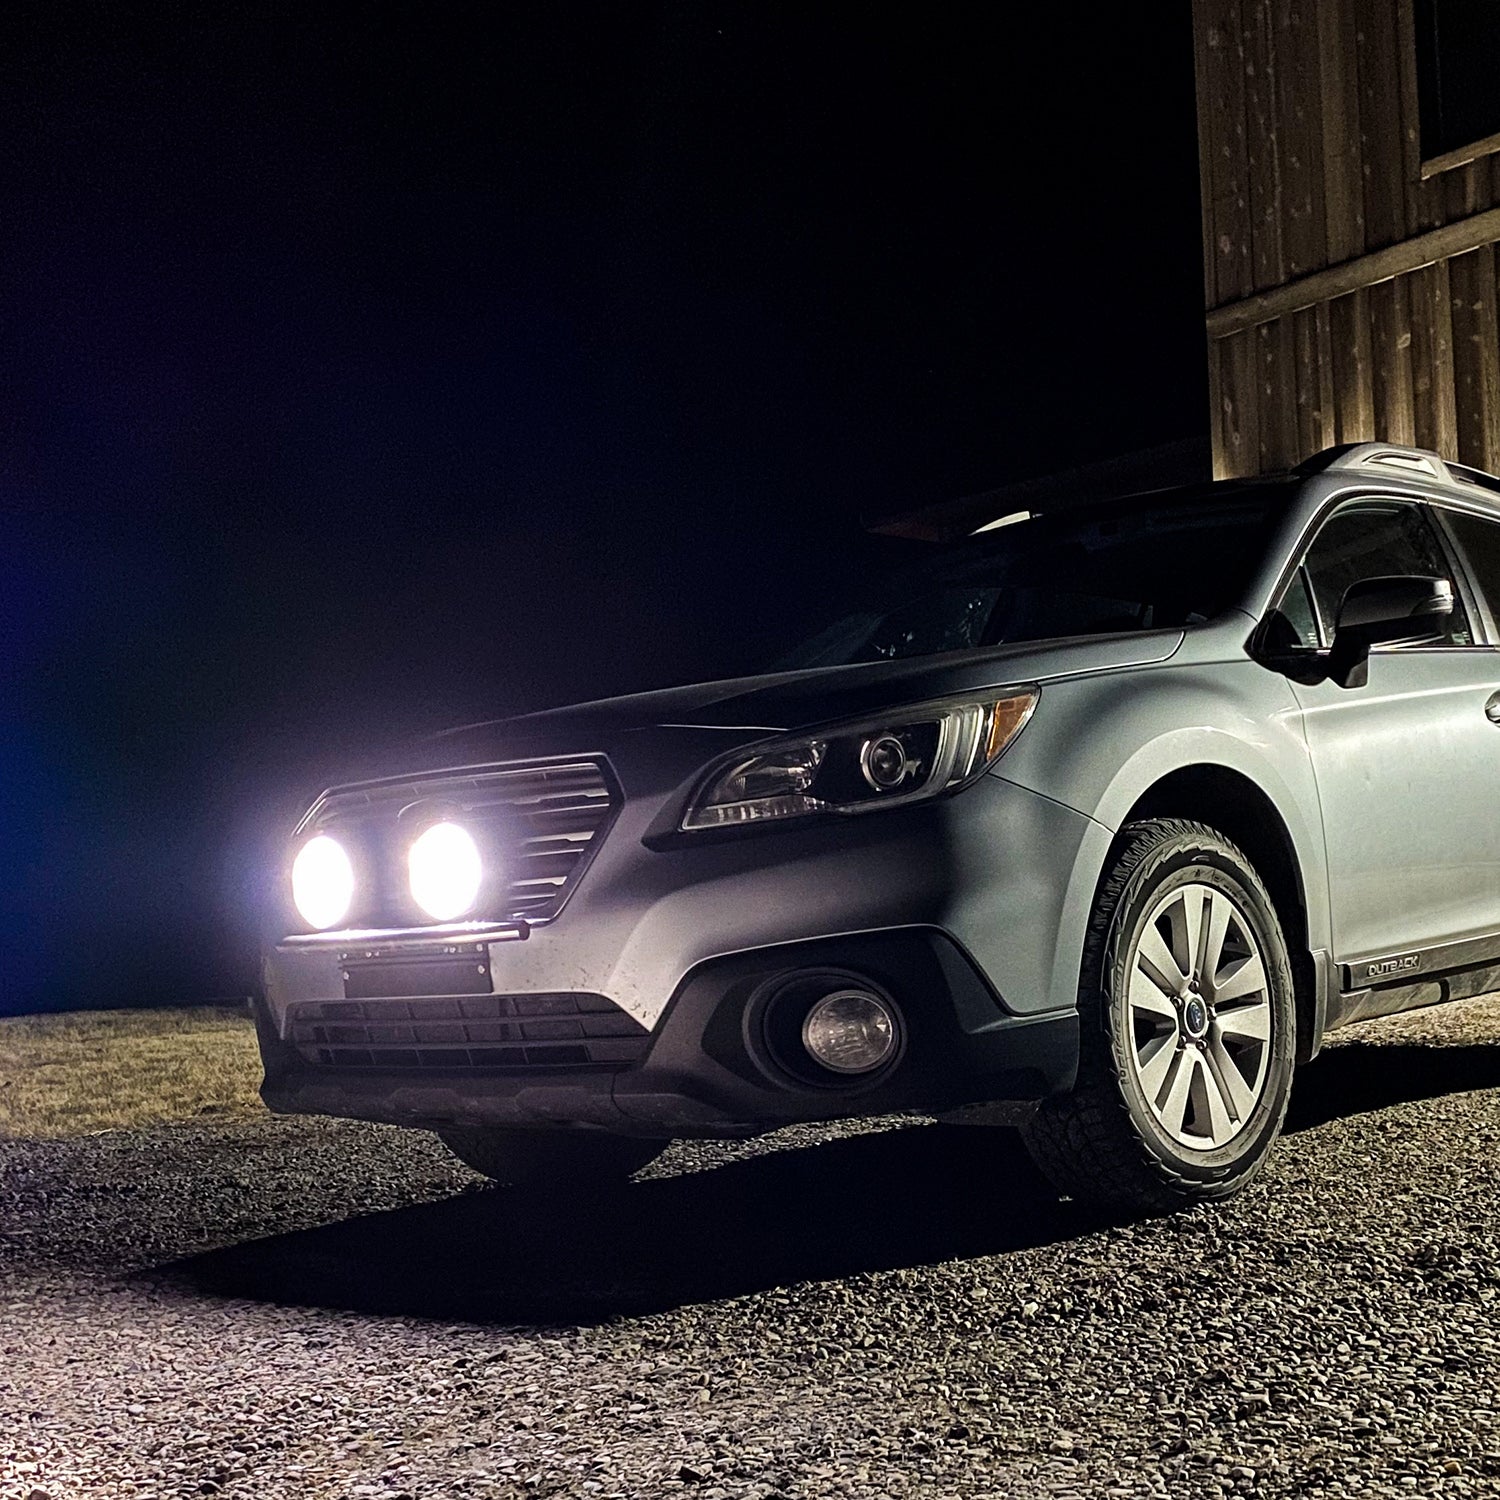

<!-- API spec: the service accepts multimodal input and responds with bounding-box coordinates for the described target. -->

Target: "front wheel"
[1022,818,1296,1213]
[438,1127,667,1187]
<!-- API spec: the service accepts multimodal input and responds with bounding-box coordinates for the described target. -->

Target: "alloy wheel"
[1124,881,1274,1150]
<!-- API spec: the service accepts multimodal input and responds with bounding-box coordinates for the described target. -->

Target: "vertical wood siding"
[1194,0,1500,475]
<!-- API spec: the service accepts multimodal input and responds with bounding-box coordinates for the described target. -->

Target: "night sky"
[3,4,1205,1012]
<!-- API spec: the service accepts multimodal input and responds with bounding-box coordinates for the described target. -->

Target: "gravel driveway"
[3,997,1499,1500]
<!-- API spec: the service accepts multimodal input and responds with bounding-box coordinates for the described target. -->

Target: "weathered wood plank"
[1356,0,1408,251]
[1394,0,1444,231]
[1243,0,1285,290]
[1331,287,1376,442]
[1205,205,1500,336]
[1444,163,1488,222]
[1422,129,1500,181]
[1201,0,1500,478]
[1220,328,1262,478]
[1370,275,1416,443]
[1292,305,1325,456]
[1258,317,1299,468]
[1192,5,1221,309]
[1198,0,1256,305]
[1275,1,1326,275]
[1409,260,1459,455]
[1393,0,1424,219]
[1207,337,1229,478]
[1318,0,1366,263]
[1449,244,1500,471]
[1315,298,1339,448]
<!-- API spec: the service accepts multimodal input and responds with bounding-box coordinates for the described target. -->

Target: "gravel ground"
[2,998,1498,1500]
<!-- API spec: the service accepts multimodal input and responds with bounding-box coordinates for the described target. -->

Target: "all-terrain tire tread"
[1021,817,1295,1213]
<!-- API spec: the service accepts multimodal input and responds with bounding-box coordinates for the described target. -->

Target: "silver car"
[256,441,1500,1212]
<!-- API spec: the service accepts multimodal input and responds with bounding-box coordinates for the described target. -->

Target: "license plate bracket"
[340,944,492,998]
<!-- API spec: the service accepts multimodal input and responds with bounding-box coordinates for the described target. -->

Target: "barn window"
[1414,0,1500,173]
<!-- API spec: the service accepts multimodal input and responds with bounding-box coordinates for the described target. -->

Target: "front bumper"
[258,771,1103,1136]
[257,927,1078,1135]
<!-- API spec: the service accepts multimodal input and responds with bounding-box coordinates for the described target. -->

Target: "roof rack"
[1296,443,1453,482]
[1296,442,1500,500]
[1446,461,1500,498]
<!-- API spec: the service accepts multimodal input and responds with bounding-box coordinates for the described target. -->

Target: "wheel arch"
[1117,763,1325,1065]
[1000,675,1332,1035]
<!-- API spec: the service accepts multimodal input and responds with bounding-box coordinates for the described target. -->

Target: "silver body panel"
[1288,649,1500,958]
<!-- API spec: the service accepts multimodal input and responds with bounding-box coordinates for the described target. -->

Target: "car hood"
[417,628,1184,769]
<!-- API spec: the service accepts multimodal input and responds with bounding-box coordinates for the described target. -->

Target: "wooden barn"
[1193,0,1500,478]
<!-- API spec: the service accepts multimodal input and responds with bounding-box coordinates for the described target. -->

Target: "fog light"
[291,835,355,930]
[408,821,483,921]
[801,989,898,1074]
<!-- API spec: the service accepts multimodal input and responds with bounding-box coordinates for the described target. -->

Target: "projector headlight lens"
[408,821,483,921]
[291,835,355,930]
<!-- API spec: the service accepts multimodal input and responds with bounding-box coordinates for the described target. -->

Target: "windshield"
[774,483,1292,670]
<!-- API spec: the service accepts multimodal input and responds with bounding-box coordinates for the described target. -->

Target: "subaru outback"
[256,442,1500,1212]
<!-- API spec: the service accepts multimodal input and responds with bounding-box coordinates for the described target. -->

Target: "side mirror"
[1327,575,1454,688]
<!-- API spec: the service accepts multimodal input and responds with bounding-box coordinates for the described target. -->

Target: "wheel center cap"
[1183,997,1209,1039]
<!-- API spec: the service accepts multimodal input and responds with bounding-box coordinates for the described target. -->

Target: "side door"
[1276,499,1500,967]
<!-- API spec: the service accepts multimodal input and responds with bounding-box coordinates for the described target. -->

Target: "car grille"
[289,992,649,1071]
[301,757,618,925]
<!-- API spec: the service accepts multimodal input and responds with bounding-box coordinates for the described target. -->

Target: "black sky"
[3,3,1205,1011]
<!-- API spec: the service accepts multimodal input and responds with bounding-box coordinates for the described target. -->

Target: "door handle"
[1487,691,1500,725]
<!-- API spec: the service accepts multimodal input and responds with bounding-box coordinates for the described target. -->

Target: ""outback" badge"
[1365,954,1421,981]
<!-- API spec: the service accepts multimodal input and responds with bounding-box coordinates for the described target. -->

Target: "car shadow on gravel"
[161,1038,1500,1325]
[1283,1040,1500,1132]
[162,1123,1104,1324]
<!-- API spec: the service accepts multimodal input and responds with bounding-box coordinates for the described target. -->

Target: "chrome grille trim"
[281,921,529,949]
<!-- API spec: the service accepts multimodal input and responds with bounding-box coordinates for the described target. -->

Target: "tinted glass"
[1444,509,1500,623]
[774,485,1291,669]
[1302,504,1471,646]
[1264,568,1320,651]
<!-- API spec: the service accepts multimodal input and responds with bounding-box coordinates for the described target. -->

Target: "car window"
[1443,508,1500,628]
[772,485,1294,669]
[1299,503,1472,647]
[1263,567,1320,651]
[860,586,1002,660]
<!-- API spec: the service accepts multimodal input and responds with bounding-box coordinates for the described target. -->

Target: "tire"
[1022,818,1296,1213]
[437,1128,667,1187]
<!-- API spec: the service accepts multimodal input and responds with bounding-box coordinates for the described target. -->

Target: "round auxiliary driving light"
[860,734,912,791]
[801,989,900,1075]
[408,821,483,921]
[291,835,355,931]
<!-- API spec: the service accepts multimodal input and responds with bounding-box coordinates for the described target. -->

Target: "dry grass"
[0,1005,265,1140]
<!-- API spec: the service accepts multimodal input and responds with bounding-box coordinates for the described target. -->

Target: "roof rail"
[1296,443,1453,483]
[1445,460,1500,498]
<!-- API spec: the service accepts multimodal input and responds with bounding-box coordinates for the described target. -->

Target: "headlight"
[408,821,484,921]
[291,835,356,930]
[681,690,1038,830]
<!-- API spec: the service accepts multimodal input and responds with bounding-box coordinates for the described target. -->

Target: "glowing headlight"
[408,821,483,921]
[291,835,355,930]
[681,690,1038,831]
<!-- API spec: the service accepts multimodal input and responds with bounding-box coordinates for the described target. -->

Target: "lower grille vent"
[289,992,648,1072]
